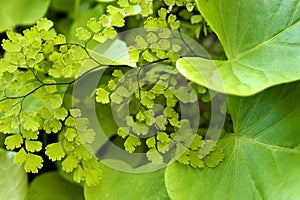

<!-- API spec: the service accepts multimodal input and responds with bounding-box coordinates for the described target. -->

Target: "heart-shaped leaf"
[165,82,300,199]
[177,0,300,96]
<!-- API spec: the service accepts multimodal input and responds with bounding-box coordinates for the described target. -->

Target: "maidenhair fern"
[0,0,224,187]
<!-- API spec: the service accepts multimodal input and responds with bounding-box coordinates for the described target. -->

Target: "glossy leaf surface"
[177,0,300,95]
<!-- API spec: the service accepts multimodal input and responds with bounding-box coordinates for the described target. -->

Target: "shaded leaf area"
[0,0,50,32]
[177,0,300,96]
[0,149,28,200]
[84,160,170,200]
[29,171,84,200]
[0,134,4,148]
[165,81,300,200]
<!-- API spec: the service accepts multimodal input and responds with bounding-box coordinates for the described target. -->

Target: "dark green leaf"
[165,82,300,199]
[29,171,84,200]
[84,160,169,200]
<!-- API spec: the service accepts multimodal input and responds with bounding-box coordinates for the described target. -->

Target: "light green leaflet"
[177,0,300,96]
[0,0,50,32]
[165,82,300,199]
[0,149,28,200]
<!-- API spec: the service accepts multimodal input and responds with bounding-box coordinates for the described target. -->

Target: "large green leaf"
[177,0,300,96]
[0,149,28,200]
[0,0,50,32]
[28,171,84,200]
[84,160,169,200]
[165,82,300,199]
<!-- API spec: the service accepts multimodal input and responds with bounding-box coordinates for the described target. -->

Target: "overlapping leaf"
[165,81,300,199]
[177,0,300,95]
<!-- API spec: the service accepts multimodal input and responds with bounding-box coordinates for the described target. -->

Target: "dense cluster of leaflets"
[90,0,223,169]
[96,66,224,168]
[0,0,223,186]
[0,19,101,186]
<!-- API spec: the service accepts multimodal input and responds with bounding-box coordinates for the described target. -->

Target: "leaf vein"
[253,106,300,140]
[286,0,300,26]
[239,137,300,153]
[239,146,264,199]
[211,138,236,198]
[239,85,295,135]
[235,18,300,60]
[235,8,258,55]
[236,94,261,134]
[264,0,284,41]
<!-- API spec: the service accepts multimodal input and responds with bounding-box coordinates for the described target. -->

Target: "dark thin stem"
[64,42,102,66]
[0,84,44,102]
[178,28,197,57]
[177,28,213,60]
[140,58,169,67]
[135,58,168,98]
[27,67,43,84]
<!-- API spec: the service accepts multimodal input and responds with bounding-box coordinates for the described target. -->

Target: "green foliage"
[0,17,102,185]
[0,0,299,199]
[95,64,222,168]
[4,134,23,150]
[45,142,65,161]
[28,171,84,200]
[75,27,91,41]
[165,82,300,199]
[0,0,51,32]
[124,134,141,152]
[84,160,169,200]
[95,88,110,104]
[24,153,43,173]
[0,150,28,200]
[177,0,300,96]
